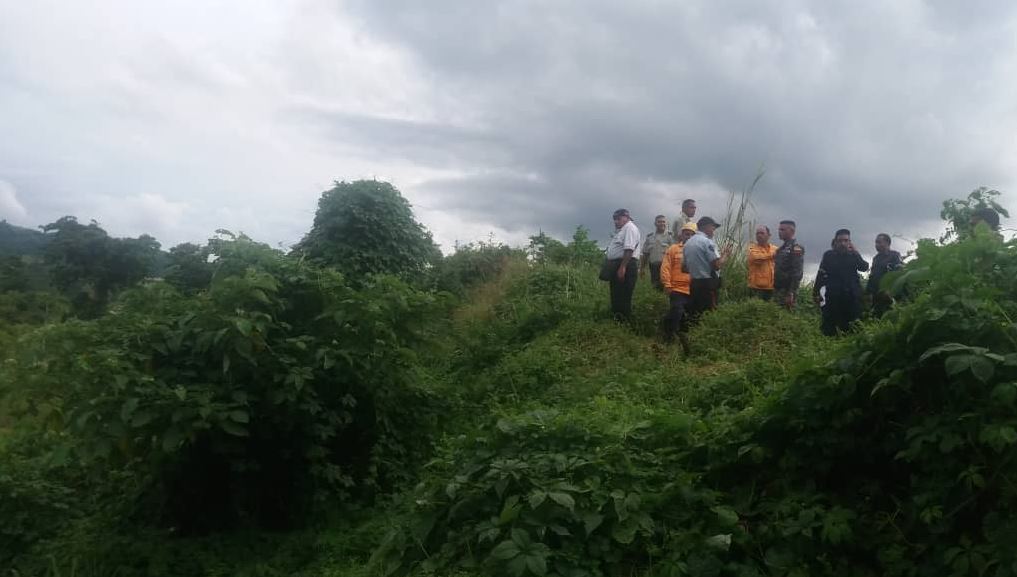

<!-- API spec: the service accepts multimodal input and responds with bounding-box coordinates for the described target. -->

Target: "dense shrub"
[434,241,523,296]
[293,180,441,284]
[2,236,441,535]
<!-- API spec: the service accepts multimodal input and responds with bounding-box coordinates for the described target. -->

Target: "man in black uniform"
[866,233,903,318]
[773,220,805,310]
[814,229,869,336]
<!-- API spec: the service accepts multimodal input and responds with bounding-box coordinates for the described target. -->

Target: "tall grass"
[718,167,765,302]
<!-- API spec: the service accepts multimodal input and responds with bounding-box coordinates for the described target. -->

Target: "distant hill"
[0,220,48,257]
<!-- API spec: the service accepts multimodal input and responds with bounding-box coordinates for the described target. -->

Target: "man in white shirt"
[606,208,641,321]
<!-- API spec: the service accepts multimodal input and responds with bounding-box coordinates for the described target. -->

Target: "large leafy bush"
[293,180,441,284]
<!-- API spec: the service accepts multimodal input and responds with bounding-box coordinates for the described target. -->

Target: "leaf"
[228,409,249,423]
[528,491,547,509]
[131,410,156,428]
[506,555,528,577]
[161,428,187,452]
[120,398,139,422]
[525,553,548,576]
[580,511,604,535]
[919,343,985,363]
[705,534,732,550]
[991,383,1017,405]
[220,419,248,437]
[611,521,638,544]
[547,492,575,511]
[499,497,521,526]
[712,506,739,527]
[970,356,995,383]
[490,540,521,560]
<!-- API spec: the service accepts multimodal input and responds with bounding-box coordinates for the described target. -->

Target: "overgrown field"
[3,186,1017,577]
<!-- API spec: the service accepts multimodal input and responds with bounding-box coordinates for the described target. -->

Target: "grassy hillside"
[4,230,1017,576]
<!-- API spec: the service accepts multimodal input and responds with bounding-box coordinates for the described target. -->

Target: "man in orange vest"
[660,222,697,353]
[747,224,778,300]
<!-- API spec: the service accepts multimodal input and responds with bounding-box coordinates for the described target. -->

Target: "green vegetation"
[1,184,1015,577]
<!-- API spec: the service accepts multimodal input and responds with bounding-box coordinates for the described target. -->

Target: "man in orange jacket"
[747,225,778,300]
[660,223,697,353]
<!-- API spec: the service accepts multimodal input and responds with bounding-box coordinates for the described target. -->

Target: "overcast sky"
[1,1,1015,262]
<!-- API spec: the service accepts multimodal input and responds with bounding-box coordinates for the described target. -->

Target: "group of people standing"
[603,198,914,349]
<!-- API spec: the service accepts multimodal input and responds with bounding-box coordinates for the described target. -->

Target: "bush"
[3,236,442,534]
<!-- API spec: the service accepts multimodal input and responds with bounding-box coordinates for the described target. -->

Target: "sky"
[1,0,1016,263]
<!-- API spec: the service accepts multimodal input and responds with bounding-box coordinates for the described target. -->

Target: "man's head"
[970,207,1001,231]
[696,216,720,238]
[680,222,697,242]
[755,225,771,245]
[654,214,667,233]
[778,220,796,241]
[875,233,891,253]
[834,228,852,252]
[612,208,631,229]
[682,199,697,218]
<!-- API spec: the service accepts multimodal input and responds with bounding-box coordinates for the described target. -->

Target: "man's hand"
[616,264,627,281]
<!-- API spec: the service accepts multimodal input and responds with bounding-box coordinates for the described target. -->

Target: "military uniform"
[672,213,694,238]
[773,238,804,308]
[642,230,675,290]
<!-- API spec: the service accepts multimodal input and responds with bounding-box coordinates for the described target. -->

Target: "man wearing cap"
[660,222,697,353]
[671,199,697,238]
[747,225,778,300]
[607,208,641,321]
[641,215,674,290]
[682,216,726,323]
[773,220,805,310]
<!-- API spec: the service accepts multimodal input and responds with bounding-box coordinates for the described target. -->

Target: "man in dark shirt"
[814,229,869,336]
[866,233,903,318]
[773,220,805,309]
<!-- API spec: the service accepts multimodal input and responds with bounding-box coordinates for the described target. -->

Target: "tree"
[163,242,213,294]
[40,216,161,316]
[293,180,440,284]
[940,187,1009,242]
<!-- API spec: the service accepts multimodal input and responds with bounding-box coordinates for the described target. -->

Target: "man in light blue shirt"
[682,216,727,323]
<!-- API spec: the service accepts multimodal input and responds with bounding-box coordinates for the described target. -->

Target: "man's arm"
[616,249,634,281]
[813,255,829,302]
[659,248,673,289]
[854,252,869,272]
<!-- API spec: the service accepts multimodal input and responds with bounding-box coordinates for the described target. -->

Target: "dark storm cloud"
[339,0,1017,259]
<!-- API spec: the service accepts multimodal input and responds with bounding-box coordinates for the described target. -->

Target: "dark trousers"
[749,288,773,301]
[662,291,691,338]
[609,260,639,320]
[821,292,862,336]
[688,277,719,325]
[649,261,663,290]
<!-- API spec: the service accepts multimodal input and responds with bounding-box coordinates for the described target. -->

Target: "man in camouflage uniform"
[641,214,674,290]
[773,219,804,310]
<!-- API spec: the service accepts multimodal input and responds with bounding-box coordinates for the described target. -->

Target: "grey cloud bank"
[1,0,1014,259]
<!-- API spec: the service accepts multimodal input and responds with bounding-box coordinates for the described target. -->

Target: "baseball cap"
[696,216,721,228]
[680,222,698,232]
[612,208,631,218]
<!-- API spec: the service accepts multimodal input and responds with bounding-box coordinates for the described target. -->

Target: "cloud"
[0,180,28,223]
[0,0,1015,263]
